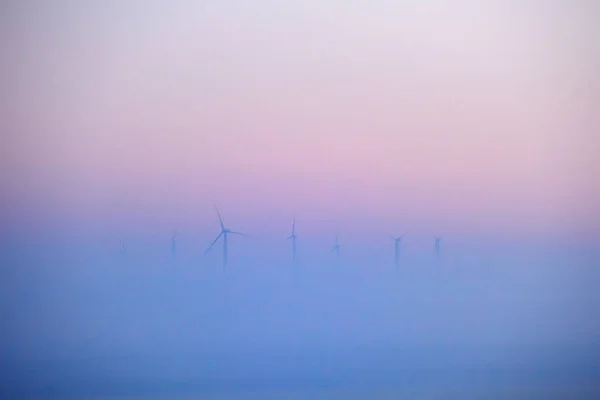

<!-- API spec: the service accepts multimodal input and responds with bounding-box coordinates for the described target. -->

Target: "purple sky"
[1,0,599,245]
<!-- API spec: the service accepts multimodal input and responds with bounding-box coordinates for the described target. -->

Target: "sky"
[1,3,600,396]
[1,0,599,247]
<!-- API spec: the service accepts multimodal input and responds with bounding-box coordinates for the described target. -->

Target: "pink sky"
[1,0,599,242]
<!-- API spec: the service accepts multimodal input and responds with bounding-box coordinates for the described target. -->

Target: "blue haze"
[1,233,599,399]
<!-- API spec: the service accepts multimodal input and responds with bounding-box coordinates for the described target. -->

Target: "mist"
[2,233,599,398]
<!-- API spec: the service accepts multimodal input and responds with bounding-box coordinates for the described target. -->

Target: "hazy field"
[29,385,600,400]
[2,247,599,399]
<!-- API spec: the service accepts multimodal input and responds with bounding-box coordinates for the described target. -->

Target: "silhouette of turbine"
[119,240,127,256]
[205,207,245,268]
[287,217,297,261]
[434,236,442,259]
[388,232,407,267]
[331,235,341,260]
[171,230,177,257]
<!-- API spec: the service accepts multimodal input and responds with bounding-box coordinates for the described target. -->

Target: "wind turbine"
[434,236,442,259]
[388,232,407,267]
[205,207,246,268]
[331,235,341,260]
[171,230,177,257]
[119,240,127,256]
[287,217,297,261]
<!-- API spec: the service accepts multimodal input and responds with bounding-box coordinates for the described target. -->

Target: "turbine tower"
[331,235,341,260]
[434,236,442,259]
[171,230,177,257]
[388,233,407,267]
[287,217,297,261]
[205,207,245,268]
[119,240,127,256]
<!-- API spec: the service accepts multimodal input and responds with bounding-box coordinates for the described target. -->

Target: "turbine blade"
[215,205,225,230]
[205,232,223,255]
[287,235,293,240]
[229,231,245,236]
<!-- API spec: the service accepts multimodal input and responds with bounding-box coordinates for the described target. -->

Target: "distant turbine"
[287,217,297,261]
[434,236,442,259]
[331,236,341,260]
[388,232,407,267]
[205,207,246,268]
[171,230,177,257]
[119,240,126,256]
